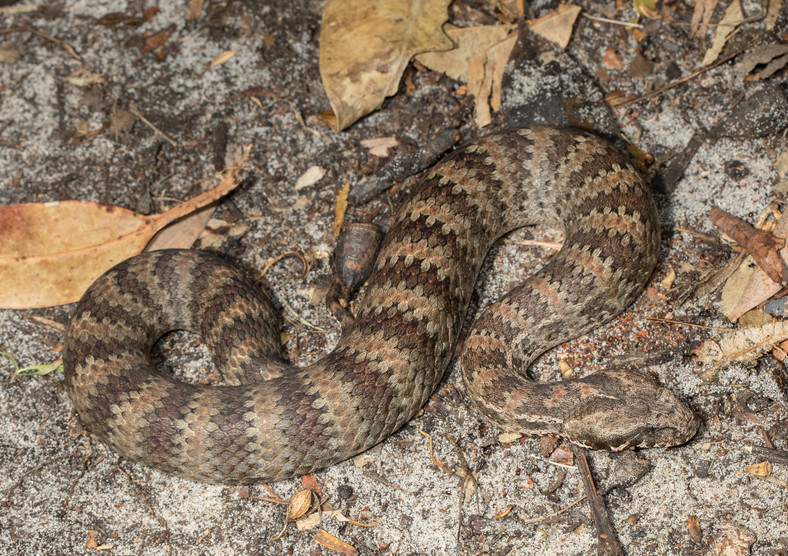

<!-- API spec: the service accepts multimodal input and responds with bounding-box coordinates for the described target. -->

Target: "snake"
[63,127,699,484]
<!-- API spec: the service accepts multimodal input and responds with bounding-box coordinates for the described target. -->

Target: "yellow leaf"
[319,0,453,130]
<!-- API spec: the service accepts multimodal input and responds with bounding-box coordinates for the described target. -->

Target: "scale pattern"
[64,127,698,484]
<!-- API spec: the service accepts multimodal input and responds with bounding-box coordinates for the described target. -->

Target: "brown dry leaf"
[319,0,453,130]
[527,4,582,49]
[702,0,743,66]
[690,0,719,37]
[602,47,624,70]
[724,211,788,321]
[687,515,703,543]
[766,0,783,30]
[417,24,516,127]
[333,184,350,237]
[188,0,205,20]
[286,490,313,520]
[736,44,788,81]
[710,521,756,556]
[301,473,322,496]
[466,32,518,127]
[549,445,574,466]
[416,24,512,82]
[314,528,358,556]
[696,320,788,366]
[0,147,249,309]
[189,216,249,250]
[745,461,772,477]
[141,24,176,54]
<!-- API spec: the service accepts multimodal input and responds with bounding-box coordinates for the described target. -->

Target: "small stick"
[611,47,746,108]
[575,449,624,556]
[0,25,82,61]
[128,106,179,147]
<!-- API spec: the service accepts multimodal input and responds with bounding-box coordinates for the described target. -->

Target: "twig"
[645,316,732,331]
[0,26,82,61]
[575,449,623,556]
[519,495,587,524]
[259,251,310,280]
[417,428,453,472]
[362,470,412,495]
[128,106,179,147]
[581,13,643,28]
[115,464,173,554]
[611,47,747,108]
[502,238,563,250]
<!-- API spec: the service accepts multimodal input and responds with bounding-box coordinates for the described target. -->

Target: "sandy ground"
[1,1,787,555]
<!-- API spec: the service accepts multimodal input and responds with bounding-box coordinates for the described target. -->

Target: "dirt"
[1,0,787,555]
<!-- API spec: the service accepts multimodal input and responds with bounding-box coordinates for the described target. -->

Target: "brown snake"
[64,127,699,484]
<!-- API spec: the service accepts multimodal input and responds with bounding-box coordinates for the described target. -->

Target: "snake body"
[64,127,698,484]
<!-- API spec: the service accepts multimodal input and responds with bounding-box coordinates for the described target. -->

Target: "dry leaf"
[360,136,399,157]
[696,320,788,366]
[286,490,313,520]
[333,184,350,237]
[67,68,106,87]
[0,148,248,308]
[736,44,788,80]
[527,4,581,49]
[766,0,783,30]
[661,267,676,290]
[141,24,176,54]
[745,461,772,477]
[687,515,703,543]
[466,32,517,127]
[301,473,322,496]
[602,47,624,70]
[558,359,574,378]
[776,150,788,178]
[319,0,453,130]
[416,25,513,82]
[191,216,249,250]
[549,445,574,466]
[498,431,522,443]
[691,0,719,37]
[724,211,788,321]
[295,166,325,190]
[710,521,756,556]
[314,528,358,556]
[210,49,238,67]
[0,42,21,64]
[702,0,743,66]
[188,0,205,20]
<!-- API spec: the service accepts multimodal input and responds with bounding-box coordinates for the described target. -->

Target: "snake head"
[561,370,700,451]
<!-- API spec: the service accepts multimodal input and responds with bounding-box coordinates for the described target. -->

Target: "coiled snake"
[64,127,699,484]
